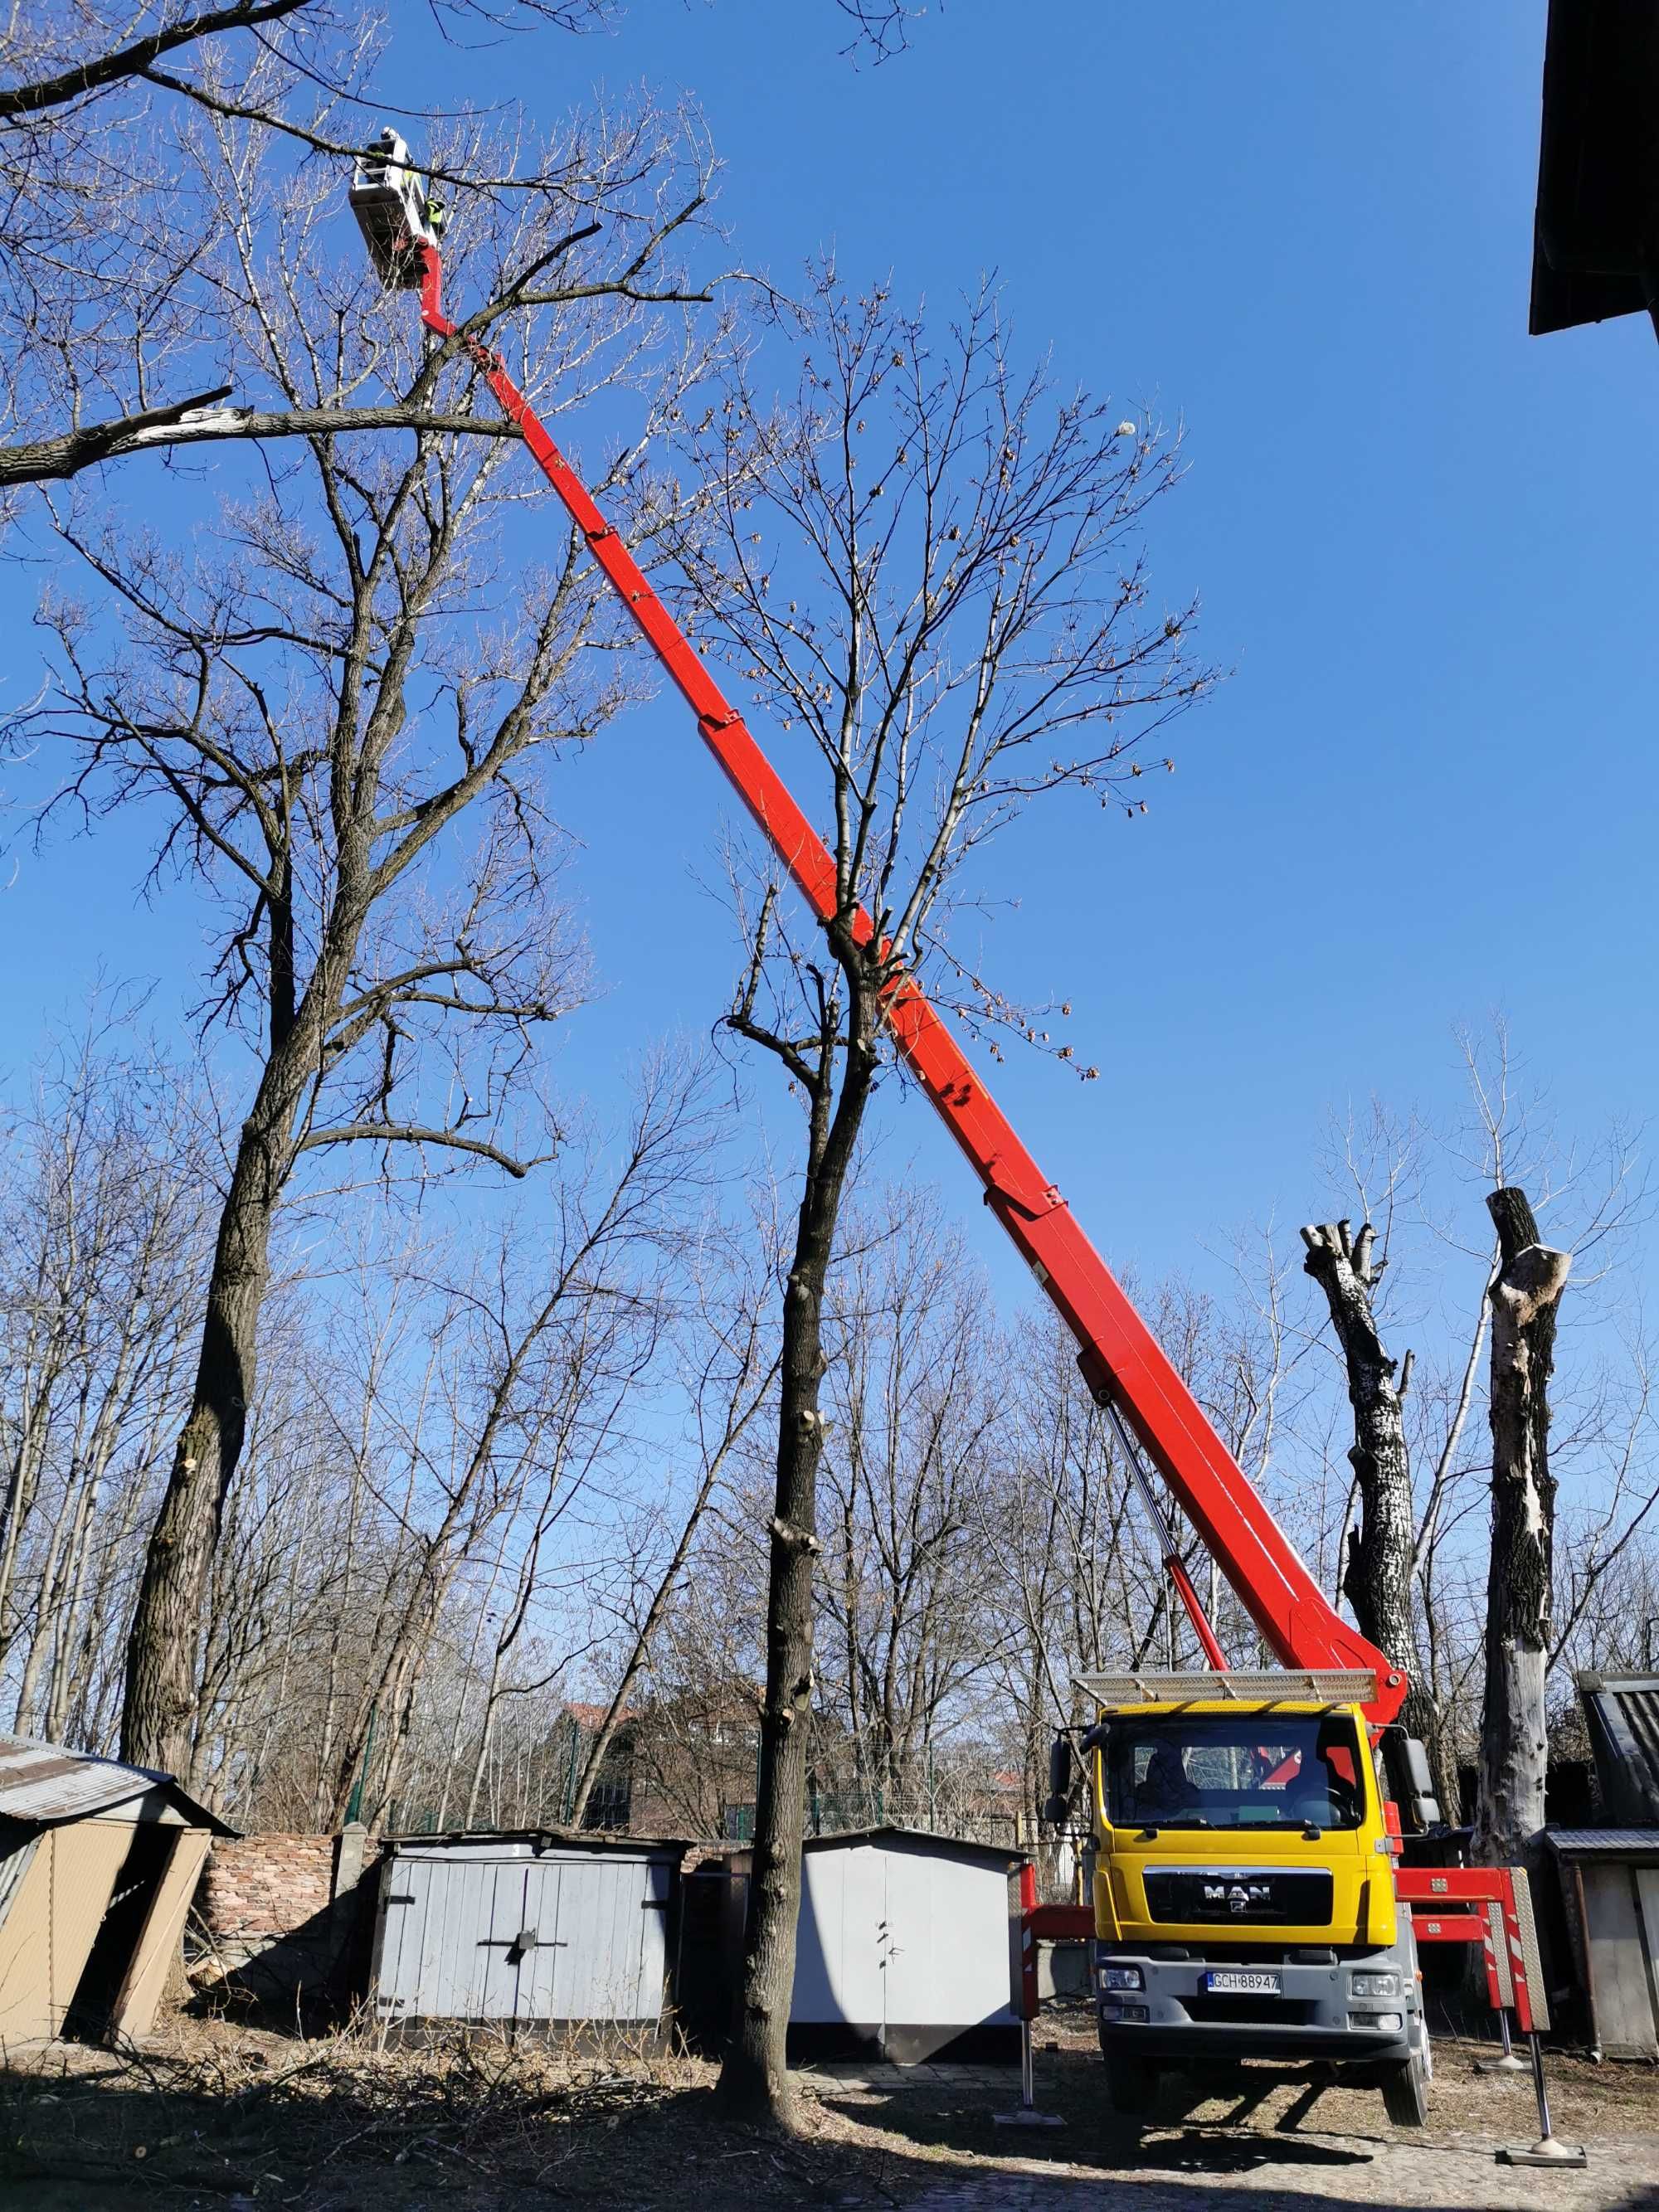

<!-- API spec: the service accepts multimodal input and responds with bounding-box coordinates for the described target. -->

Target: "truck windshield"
[1102,1713,1367,1831]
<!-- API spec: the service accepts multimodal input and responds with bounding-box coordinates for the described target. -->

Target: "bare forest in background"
[1,1007,1653,1842]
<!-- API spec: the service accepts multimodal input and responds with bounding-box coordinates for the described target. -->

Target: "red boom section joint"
[411,242,1406,1732]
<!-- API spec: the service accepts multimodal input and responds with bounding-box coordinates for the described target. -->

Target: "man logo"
[1203,1879,1272,1915]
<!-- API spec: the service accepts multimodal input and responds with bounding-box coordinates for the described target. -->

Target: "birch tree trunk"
[1472,1186,1570,1870]
[1300,1219,1448,1805]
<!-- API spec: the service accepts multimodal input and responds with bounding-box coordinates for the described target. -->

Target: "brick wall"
[200,1833,336,1943]
[192,1828,373,2015]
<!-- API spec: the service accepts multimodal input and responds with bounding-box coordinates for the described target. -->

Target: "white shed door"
[880,1850,1014,2030]
[793,1845,885,2025]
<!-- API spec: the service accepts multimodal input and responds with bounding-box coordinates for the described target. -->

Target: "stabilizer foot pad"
[993,2110,1065,2128]
[1497,2140,1588,2168]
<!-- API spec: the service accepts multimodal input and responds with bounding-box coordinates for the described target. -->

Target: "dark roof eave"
[385,1826,703,1854]
[801,1823,1029,1868]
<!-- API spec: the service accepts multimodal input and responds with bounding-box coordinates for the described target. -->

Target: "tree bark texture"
[1300,1220,1447,1804]
[1472,1186,1570,1870]
[718,1004,878,2130]
[119,1051,313,1774]
[120,862,368,1775]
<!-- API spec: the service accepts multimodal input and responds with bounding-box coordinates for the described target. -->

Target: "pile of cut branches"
[0,2018,734,2206]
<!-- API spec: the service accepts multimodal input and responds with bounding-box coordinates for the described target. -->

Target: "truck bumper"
[1093,1944,1419,2070]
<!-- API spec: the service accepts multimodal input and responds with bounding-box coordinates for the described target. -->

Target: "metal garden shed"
[791,1826,1025,2063]
[1550,1827,1659,2059]
[370,1831,689,2034]
[1542,1674,1659,2057]
[0,1732,232,2048]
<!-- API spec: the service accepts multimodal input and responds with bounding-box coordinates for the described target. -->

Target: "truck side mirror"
[1400,1737,1441,1831]
[1043,1733,1073,1826]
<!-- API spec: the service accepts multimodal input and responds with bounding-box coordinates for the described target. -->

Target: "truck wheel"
[1380,2046,1428,2129]
[1102,2050,1157,2119]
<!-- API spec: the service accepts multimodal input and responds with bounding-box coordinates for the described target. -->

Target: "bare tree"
[5,75,716,1772]
[1548,1330,1659,1675]
[318,1054,706,1825]
[567,1200,781,1826]
[0,1010,213,1746]
[815,1198,1003,1818]
[182,1053,716,1827]
[0,2,620,492]
[1282,1022,1651,1830]
[670,266,1213,2123]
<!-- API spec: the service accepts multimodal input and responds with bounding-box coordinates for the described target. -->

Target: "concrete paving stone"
[898,2133,1659,2212]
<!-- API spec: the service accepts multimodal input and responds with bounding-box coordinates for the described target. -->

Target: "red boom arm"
[412,246,1406,1730]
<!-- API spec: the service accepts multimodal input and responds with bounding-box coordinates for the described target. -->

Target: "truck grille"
[1143,1869,1334,1927]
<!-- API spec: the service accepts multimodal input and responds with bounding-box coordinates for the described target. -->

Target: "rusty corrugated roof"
[0,1733,233,1832]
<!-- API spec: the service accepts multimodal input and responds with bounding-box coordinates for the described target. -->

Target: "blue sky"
[4,0,1656,1326]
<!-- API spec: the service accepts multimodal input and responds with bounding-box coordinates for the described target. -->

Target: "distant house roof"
[802,1824,1029,1871]
[1575,1671,1659,1826]
[562,1702,630,1733]
[0,1732,235,1835]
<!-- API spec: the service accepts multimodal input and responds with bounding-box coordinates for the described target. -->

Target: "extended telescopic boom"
[352,169,1405,1730]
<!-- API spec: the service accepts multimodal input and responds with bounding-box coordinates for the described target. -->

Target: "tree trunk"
[1472,1186,1570,1871]
[119,852,375,1778]
[1300,1220,1447,1805]
[119,1079,298,1773]
[718,1009,877,2130]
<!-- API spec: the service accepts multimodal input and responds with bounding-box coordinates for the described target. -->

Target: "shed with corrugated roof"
[1577,1669,1659,1826]
[790,1826,1027,2063]
[0,1732,233,2048]
[1546,1672,1659,2059]
[369,1829,695,2035]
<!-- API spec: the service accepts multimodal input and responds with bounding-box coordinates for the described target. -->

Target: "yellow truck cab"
[1063,1669,1429,2127]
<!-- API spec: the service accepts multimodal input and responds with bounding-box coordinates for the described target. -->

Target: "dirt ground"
[0,2010,1655,2212]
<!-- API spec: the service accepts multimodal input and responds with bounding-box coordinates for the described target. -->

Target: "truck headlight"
[1099,1966,1143,1991]
[1349,2010,1404,2033]
[1350,1971,1399,1999]
[1101,2001,1150,2023]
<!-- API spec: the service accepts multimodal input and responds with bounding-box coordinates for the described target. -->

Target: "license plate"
[1204,1969,1281,1995]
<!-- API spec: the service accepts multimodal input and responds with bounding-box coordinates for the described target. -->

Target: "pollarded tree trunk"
[1300,1219,1449,1807]
[1472,1186,1570,1871]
